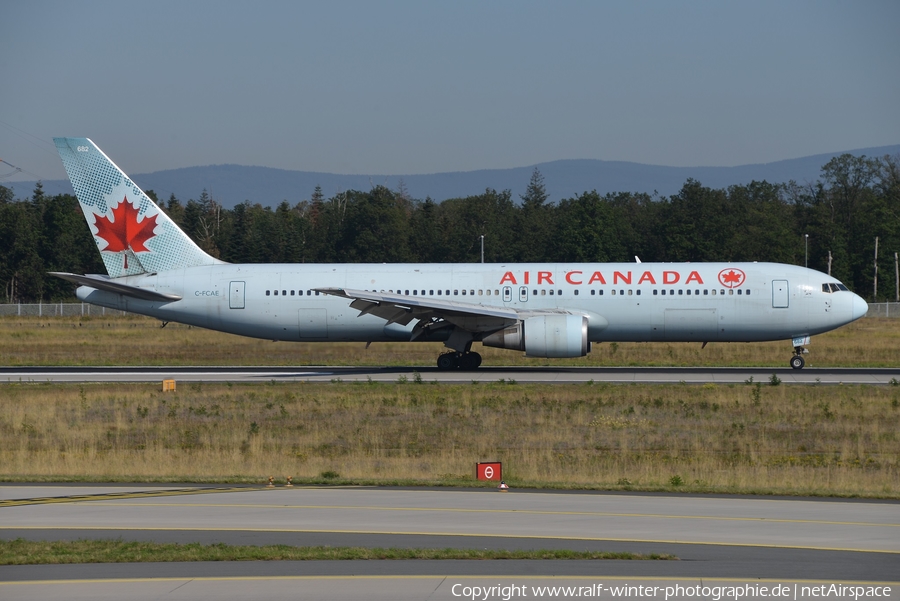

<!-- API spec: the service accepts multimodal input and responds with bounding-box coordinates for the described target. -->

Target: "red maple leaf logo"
[93,196,158,269]
[717,268,746,288]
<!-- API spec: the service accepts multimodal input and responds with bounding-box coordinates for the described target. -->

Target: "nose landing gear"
[437,351,482,370]
[790,346,808,370]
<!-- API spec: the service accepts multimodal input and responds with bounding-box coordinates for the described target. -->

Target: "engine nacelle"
[482,315,589,358]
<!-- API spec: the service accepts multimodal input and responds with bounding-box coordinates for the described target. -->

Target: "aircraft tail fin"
[54,137,222,278]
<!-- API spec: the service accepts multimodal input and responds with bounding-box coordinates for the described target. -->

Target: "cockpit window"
[823,282,850,293]
[822,284,831,293]
[830,283,841,293]
[837,284,849,291]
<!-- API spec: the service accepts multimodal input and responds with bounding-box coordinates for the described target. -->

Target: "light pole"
[804,234,808,268]
[480,235,484,263]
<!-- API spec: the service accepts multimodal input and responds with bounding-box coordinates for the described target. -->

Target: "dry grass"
[0,539,669,564]
[0,315,898,367]
[1,381,897,497]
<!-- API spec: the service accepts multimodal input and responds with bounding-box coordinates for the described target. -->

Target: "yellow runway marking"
[54,501,900,529]
[1,526,897,554]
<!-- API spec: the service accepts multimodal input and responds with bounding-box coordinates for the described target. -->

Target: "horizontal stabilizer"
[49,272,182,302]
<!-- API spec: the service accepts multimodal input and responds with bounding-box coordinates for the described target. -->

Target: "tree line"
[1,153,898,303]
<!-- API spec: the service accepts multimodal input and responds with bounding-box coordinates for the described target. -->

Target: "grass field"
[1,316,897,497]
[2,380,897,497]
[1,315,898,367]
[0,539,671,565]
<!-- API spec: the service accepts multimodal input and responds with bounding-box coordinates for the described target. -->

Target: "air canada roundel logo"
[718,268,746,288]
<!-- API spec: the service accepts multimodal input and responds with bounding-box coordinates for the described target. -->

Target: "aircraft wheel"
[458,352,482,370]
[437,353,457,370]
[790,355,805,370]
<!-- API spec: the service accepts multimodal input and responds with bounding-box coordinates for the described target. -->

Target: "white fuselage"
[76,262,867,345]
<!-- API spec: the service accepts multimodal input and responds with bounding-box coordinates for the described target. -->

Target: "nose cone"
[851,294,868,321]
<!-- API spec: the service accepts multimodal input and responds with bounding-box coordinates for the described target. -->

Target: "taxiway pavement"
[1,365,898,385]
[2,485,897,599]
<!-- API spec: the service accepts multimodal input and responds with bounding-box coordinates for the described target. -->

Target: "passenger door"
[772,280,789,308]
[229,281,245,309]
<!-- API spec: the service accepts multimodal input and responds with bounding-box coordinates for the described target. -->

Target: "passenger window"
[549,290,554,296]
[720,289,725,295]
[704,290,708,295]
[308,290,312,295]
[430,290,434,295]
[495,290,499,295]
[437,290,442,295]
[291,290,295,296]
[274,290,279,296]
[737,289,742,295]
[470,290,474,295]
[612,290,616,296]
[599,290,603,296]
[446,290,450,295]
[299,290,303,296]
[533,289,538,296]
[541,290,546,296]
[266,290,270,296]
[462,290,466,295]
[574,290,579,295]
[592,290,596,296]
[653,290,657,295]
[678,290,683,295]
[478,290,483,295]
[746,290,751,295]
[486,290,490,296]
[627,290,632,296]
[636,290,641,296]
[282,290,286,296]
[729,289,734,295]
[454,290,458,295]
[558,290,562,296]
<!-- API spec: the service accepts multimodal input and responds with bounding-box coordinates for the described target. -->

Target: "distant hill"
[8,144,899,208]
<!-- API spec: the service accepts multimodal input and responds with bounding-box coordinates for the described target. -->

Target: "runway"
[1,485,897,599]
[2,365,899,384]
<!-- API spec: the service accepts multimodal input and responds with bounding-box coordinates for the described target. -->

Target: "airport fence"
[0,303,127,317]
[866,302,900,318]
[0,302,899,318]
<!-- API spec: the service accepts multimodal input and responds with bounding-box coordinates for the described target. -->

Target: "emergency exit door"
[229,281,245,309]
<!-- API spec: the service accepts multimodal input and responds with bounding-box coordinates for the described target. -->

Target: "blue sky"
[2,0,898,183]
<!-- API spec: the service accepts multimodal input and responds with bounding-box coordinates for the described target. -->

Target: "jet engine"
[482,315,589,358]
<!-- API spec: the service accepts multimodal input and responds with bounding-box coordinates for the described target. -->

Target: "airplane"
[50,137,869,370]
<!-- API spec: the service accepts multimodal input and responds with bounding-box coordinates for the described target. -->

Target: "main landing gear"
[437,351,482,370]
[790,346,809,370]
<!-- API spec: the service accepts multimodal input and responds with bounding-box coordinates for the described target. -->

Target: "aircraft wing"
[49,272,182,302]
[316,287,573,339]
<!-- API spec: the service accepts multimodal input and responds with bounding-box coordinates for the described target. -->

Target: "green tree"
[517,168,554,261]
